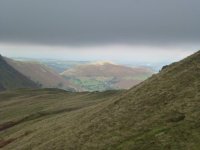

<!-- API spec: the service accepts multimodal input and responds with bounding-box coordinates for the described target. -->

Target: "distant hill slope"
[61,62,153,91]
[40,60,90,73]
[0,55,38,91]
[12,57,90,73]
[1,51,200,150]
[5,58,83,92]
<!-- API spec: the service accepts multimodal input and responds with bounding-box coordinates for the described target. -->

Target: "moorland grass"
[1,51,200,149]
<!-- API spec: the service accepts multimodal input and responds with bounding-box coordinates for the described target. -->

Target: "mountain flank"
[63,50,200,149]
[5,58,83,91]
[0,55,38,91]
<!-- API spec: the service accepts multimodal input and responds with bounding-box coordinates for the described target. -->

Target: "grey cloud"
[0,0,200,46]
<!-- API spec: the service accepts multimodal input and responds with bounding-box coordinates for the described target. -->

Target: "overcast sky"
[0,0,199,63]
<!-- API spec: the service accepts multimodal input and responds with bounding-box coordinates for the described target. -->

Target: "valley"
[0,50,200,149]
[5,58,82,91]
[0,1,199,149]
[61,62,153,91]
[6,57,154,92]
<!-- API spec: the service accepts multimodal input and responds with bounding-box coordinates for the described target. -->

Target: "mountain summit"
[90,60,117,65]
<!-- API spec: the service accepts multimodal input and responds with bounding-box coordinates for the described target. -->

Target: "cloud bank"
[0,0,200,46]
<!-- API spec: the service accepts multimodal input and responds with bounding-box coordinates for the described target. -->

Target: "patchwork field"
[62,62,153,91]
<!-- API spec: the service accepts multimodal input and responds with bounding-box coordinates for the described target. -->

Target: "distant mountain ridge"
[61,62,153,91]
[0,55,39,91]
[62,62,153,78]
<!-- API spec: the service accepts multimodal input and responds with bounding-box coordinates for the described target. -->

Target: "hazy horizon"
[0,44,198,64]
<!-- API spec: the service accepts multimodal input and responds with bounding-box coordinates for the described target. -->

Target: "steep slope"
[5,58,83,91]
[0,55,38,90]
[1,51,200,150]
[61,50,200,149]
[62,62,153,91]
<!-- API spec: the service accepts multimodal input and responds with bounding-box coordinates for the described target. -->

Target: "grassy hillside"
[0,88,121,149]
[5,58,83,92]
[62,62,153,91]
[1,50,200,149]
[0,55,38,91]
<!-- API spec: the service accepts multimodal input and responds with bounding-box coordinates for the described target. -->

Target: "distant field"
[62,62,153,91]
[64,75,151,91]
